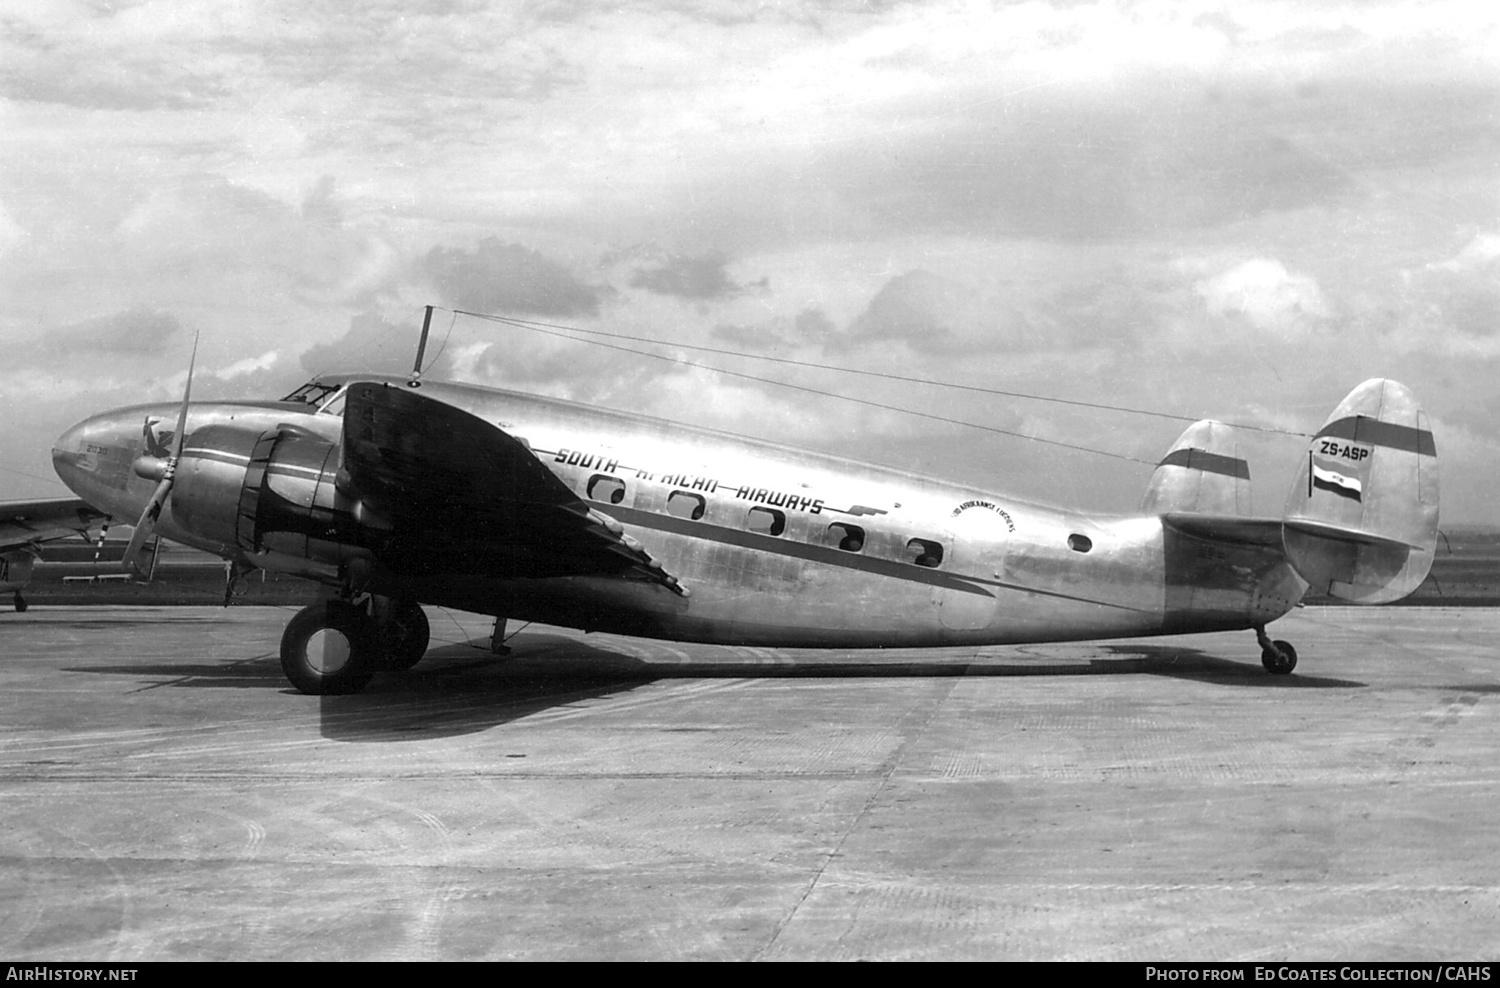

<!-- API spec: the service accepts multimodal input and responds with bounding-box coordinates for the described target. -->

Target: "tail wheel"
[381,600,430,671]
[1261,640,1298,675]
[280,600,378,695]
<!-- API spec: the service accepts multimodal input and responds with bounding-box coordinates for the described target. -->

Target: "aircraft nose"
[52,411,138,501]
[51,421,88,489]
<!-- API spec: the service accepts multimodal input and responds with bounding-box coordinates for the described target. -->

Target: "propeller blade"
[171,333,199,461]
[122,475,172,577]
[121,333,200,578]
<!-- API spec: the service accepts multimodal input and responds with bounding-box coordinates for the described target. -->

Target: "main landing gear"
[12,591,27,613]
[1254,624,1297,675]
[279,596,431,695]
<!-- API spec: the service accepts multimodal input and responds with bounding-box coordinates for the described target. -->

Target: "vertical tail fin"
[1141,420,1251,515]
[1281,379,1439,603]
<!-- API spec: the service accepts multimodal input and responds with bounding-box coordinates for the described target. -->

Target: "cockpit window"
[280,382,345,411]
[316,387,348,416]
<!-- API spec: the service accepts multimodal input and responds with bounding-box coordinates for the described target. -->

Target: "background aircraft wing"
[0,497,108,555]
[339,382,687,595]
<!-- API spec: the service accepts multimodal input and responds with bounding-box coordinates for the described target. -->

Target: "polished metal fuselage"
[52,376,1307,647]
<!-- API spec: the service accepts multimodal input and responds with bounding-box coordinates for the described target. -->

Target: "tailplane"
[1281,379,1439,603]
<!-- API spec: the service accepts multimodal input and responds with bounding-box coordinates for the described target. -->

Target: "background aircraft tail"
[1280,378,1439,603]
[1140,419,1251,515]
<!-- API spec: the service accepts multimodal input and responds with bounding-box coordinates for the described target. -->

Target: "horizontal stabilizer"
[1162,514,1425,554]
[1160,512,1281,548]
[1141,420,1250,516]
[1281,518,1424,553]
[1281,379,1438,603]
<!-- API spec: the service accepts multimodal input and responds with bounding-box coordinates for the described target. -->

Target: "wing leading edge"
[338,382,687,595]
[0,497,109,555]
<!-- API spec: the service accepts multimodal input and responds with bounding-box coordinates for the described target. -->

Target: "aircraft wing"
[339,382,687,595]
[0,497,108,555]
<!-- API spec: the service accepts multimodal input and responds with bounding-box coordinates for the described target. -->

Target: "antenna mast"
[409,305,434,386]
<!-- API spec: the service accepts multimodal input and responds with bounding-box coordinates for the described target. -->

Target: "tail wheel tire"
[1261,640,1298,675]
[381,600,430,671]
[280,601,378,695]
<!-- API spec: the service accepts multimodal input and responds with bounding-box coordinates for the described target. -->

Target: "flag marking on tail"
[1309,456,1364,501]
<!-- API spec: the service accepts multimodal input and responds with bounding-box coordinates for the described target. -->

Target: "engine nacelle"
[171,424,379,579]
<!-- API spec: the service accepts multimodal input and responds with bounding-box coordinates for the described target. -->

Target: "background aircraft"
[48,353,1438,695]
[0,498,110,611]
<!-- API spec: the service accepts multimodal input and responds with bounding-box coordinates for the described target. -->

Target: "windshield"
[279,381,344,409]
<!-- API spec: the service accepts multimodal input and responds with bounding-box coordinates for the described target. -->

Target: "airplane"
[47,322,1439,695]
[0,497,111,611]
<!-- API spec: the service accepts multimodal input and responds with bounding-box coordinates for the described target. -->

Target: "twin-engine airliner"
[49,352,1438,694]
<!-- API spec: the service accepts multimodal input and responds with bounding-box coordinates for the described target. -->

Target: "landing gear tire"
[280,600,379,695]
[381,600,430,672]
[1261,640,1298,675]
[13,593,27,613]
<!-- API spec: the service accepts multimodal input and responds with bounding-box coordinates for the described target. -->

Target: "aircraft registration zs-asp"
[49,344,1438,695]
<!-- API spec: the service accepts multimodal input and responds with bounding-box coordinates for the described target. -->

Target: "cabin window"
[1067,533,1093,553]
[907,537,943,568]
[667,490,706,521]
[587,474,626,505]
[827,522,865,552]
[747,506,786,536]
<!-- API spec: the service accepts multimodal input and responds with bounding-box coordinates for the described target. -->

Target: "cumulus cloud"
[37,308,186,358]
[111,175,388,302]
[1412,237,1500,342]
[0,4,227,112]
[627,249,764,301]
[841,269,1082,355]
[1194,258,1329,333]
[710,321,792,352]
[299,311,428,379]
[214,350,281,381]
[817,100,1349,244]
[0,201,26,252]
[845,270,981,353]
[1433,233,1500,274]
[423,238,607,317]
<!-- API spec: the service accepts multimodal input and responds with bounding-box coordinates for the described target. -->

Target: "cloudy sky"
[2,0,1497,525]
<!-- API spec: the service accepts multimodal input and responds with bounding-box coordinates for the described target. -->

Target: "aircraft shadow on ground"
[65,654,287,689]
[65,632,1364,742]
[1095,644,1364,689]
[310,633,1366,742]
[37,615,232,628]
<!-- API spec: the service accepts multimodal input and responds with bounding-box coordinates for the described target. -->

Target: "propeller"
[123,334,198,577]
